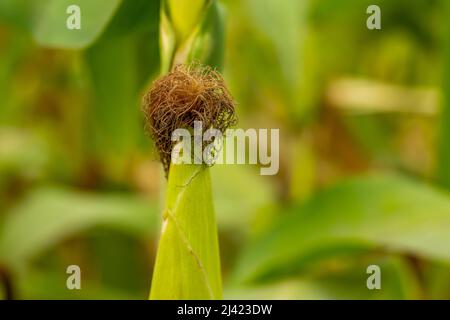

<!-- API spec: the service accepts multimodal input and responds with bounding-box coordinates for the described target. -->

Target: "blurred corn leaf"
[33,0,122,49]
[150,164,222,299]
[211,165,275,231]
[226,0,312,119]
[102,0,159,38]
[84,35,142,164]
[0,128,48,178]
[83,1,160,171]
[227,257,421,300]
[245,0,307,88]
[88,229,151,295]
[0,0,32,29]
[0,187,156,269]
[438,0,450,189]
[426,262,450,299]
[232,174,450,283]
[166,0,207,44]
[188,1,225,70]
[17,270,139,300]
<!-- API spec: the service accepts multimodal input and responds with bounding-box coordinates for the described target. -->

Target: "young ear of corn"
[150,163,222,299]
[148,0,226,300]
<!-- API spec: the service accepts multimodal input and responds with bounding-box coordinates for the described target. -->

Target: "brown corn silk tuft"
[142,63,237,175]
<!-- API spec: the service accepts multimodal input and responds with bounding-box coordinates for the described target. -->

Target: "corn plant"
[143,0,233,299]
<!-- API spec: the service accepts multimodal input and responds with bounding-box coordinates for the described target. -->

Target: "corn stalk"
[149,0,225,299]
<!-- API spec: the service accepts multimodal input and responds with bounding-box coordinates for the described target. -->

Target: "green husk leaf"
[150,163,222,299]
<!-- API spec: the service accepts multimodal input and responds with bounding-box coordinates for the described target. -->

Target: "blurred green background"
[1,0,450,299]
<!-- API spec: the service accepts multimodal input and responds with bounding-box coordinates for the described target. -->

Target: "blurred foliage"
[34,0,122,48]
[438,0,450,189]
[0,187,157,269]
[0,0,450,300]
[232,175,450,284]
